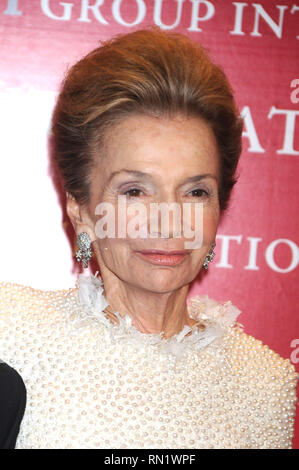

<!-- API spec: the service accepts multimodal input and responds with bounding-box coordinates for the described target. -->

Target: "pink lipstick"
[135,249,191,266]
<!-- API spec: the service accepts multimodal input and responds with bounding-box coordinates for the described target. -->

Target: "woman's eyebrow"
[108,170,218,183]
[108,169,153,183]
[184,174,218,183]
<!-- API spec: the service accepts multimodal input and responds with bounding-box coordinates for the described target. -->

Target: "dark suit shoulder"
[0,362,27,449]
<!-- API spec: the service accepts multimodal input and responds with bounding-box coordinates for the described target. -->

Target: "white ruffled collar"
[75,272,242,359]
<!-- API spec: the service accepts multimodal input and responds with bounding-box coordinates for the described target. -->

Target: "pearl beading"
[0,278,297,449]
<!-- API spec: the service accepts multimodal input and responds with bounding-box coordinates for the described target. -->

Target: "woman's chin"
[130,270,192,294]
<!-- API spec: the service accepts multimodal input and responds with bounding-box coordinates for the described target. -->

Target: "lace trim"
[71,272,243,359]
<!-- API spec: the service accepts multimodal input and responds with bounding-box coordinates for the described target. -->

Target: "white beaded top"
[0,273,298,449]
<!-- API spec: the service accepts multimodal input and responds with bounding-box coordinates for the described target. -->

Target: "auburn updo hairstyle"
[51,25,243,213]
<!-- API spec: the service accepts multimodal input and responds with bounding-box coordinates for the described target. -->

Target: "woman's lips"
[135,250,191,266]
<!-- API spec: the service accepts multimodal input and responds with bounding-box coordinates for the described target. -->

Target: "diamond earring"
[203,242,216,270]
[75,232,93,269]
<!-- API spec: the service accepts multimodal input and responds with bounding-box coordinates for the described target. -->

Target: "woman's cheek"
[185,204,217,246]
[197,211,217,249]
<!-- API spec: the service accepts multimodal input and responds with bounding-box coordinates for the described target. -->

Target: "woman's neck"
[100,272,196,338]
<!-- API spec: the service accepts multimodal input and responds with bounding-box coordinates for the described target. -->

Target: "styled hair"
[51,25,243,212]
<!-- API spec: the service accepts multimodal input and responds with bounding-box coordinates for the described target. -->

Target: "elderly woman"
[0,26,298,449]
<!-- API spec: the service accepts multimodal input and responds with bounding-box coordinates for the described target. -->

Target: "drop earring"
[75,232,93,269]
[203,242,216,270]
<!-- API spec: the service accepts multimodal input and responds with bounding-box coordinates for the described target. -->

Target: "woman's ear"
[66,192,97,242]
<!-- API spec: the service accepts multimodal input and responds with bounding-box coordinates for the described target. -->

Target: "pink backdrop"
[0,0,298,448]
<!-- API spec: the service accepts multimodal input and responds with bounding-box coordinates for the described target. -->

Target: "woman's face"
[86,114,220,293]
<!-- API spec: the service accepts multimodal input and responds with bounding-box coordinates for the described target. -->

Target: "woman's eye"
[189,189,209,198]
[123,188,143,197]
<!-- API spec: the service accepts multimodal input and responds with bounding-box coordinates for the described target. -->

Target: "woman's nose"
[146,198,184,239]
